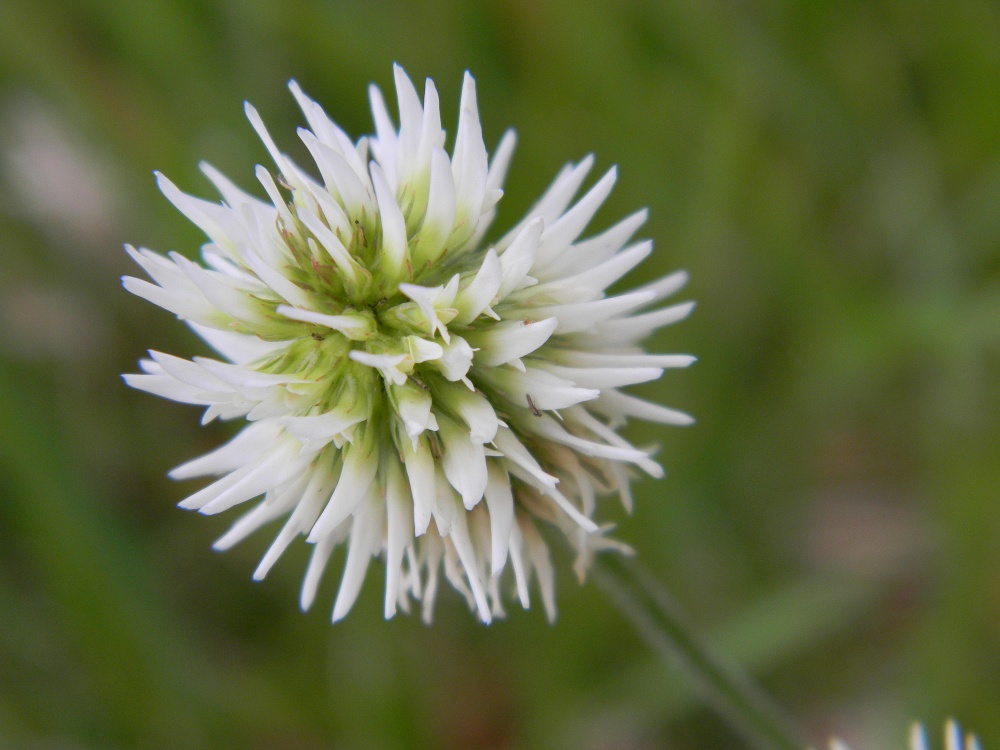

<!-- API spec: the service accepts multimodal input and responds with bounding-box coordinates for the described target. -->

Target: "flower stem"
[591,555,806,750]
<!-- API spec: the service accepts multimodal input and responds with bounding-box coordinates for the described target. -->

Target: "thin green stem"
[591,555,806,750]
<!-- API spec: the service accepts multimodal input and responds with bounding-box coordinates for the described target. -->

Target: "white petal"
[238,242,313,309]
[122,372,212,406]
[384,460,413,618]
[467,317,557,367]
[155,172,240,252]
[534,167,617,268]
[212,472,307,551]
[188,322,287,365]
[536,363,664,389]
[590,300,696,343]
[536,241,652,299]
[519,517,557,623]
[419,528,444,623]
[307,438,378,541]
[349,350,409,386]
[592,390,695,426]
[443,493,492,623]
[486,129,517,194]
[439,417,488,510]
[633,269,689,305]
[405,336,444,363]
[451,249,501,325]
[476,364,599,411]
[170,420,282,479]
[524,289,657,334]
[431,336,473,383]
[121,276,213,326]
[392,63,424,183]
[288,80,345,152]
[497,218,542,300]
[398,280,455,340]
[171,253,270,325]
[492,426,558,488]
[416,147,457,264]
[449,72,488,249]
[253,166,302,243]
[441,384,498,444]
[484,461,514,575]
[416,78,444,174]
[298,129,374,220]
[370,162,408,281]
[193,356,300,390]
[295,205,361,283]
[244,103,293,181]
[332,497,383,622]
[402,436,435,536]
[283,405,367,451]
[393,382,436,443]
[550,351,696,370]
[527,415,662,478]
[276,305,374,339]
[507,519,530,607]
[178,440,306,514]
[254,463,337,580]
[300,520,348,611]
[539,208,647,279]
[149,350,230,392]
[368,83,398,187]
[504,461,599,533]
[496,155,594,251]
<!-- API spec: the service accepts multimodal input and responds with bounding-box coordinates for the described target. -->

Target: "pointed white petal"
[370,162,408,280]
[187,322,287,365]
[332,497,383,621]
[486,129,517,194]
[276,305,374,339]
[254,463,336,580]
[449,72,488,249]
[497,155,594,251]
[590,300,696,342]
[384,460,413,618]
[439,417,488,510]
[170,420,282,479]
[402,436,435,536]
[520,517,557,623]
[444,494,492,623]
[484,461,514,575]
[368,83,398,185]
[451,249,501,325]
[497,218,542,299]
[212,472,307,551]
[467,317,557,367]
[524,289,657,334]
[308,439,378,541]
[417,147,457,264]
[592,390,695,426]
[535,167,617,268]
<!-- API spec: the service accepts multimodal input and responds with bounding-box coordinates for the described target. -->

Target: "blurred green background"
[0,0,998,748]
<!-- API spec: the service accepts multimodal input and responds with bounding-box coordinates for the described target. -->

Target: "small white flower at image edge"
[825,720,984,750]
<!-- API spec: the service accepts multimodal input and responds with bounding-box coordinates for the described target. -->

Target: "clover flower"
[828,720,983,750]
[124,65,694,623]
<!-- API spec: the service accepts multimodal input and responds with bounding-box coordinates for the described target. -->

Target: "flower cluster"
[124,65,694,623]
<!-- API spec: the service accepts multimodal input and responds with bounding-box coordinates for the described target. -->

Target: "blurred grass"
[0,0,998,748]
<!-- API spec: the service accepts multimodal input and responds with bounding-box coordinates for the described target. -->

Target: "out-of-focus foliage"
[0,1,997,748]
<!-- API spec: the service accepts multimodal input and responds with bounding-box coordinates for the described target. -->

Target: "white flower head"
[827,720,983,750]
[124,65,695,623]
